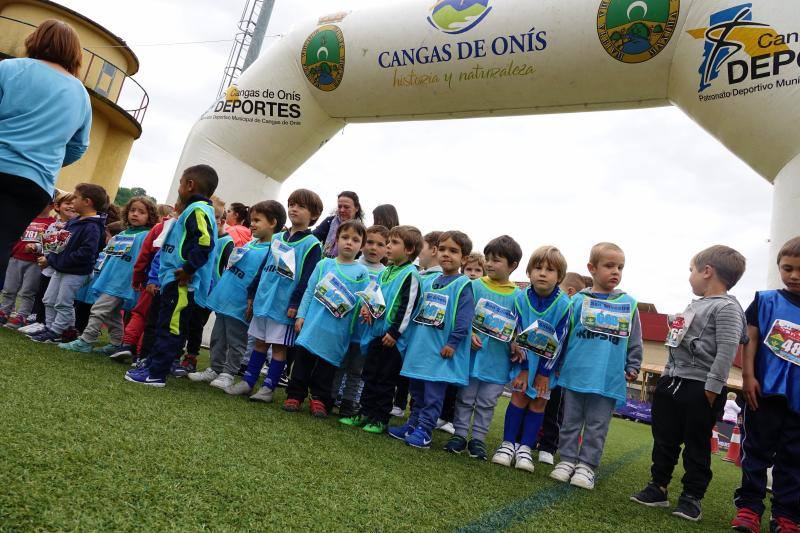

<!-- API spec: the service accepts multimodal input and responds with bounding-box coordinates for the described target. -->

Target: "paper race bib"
[271,240,296,280]
[42,229,71,255]
[764,319,800,367]
[580,297,632,338]
[665,307,696,348]
[413,291,448,328]
[356,280,386,318]
[517,319,559,359]
[22,222,49,243]
[313,272,357,318]
[106,235,135,257]
[472,298,516,343]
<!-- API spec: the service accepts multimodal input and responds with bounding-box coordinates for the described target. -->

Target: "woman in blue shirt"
[0,20,92,279]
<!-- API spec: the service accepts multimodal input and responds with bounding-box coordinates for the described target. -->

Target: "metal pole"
[242,0,275,71]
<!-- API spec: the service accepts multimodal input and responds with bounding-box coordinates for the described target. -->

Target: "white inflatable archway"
[172,0,800,285]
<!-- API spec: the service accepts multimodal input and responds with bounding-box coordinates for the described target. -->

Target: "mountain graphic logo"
[597,0,680,64]
[427,0,493,35]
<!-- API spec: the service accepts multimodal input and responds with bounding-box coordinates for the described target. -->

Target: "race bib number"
[580,297,632,338]
[106,235,135,257]
[517,319,559,359]
[42,230,71,255]
[472,298,516,343]
[413,291,448,328]
[22,222,49,243]
[314,272,357,318]
[227,246,248,268]
[764,319,800,367]
[271,240,296,280]
[665,307,696,348]
[356,280,386,318]
[93,251,108,274]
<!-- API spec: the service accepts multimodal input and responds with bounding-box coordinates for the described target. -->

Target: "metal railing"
[0,15,149,127]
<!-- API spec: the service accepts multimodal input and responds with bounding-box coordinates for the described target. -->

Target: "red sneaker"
[771,516,800,533]
[282,398,301,412]
[731,508,761,533]
[309,399,328,418]
[4,313,28,330]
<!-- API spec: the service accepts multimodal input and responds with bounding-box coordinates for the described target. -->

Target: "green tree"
[114,187,152,207]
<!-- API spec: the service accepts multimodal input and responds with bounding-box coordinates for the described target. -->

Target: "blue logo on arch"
[427,0,493,35]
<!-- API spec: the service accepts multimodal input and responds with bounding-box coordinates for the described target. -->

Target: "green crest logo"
[597,0,680,63]
[301,25,345,92]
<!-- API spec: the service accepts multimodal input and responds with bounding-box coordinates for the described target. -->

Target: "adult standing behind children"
[0,21,92,277]
[224,202,252,247]
[372,204,399,230]
[313,191,364,258]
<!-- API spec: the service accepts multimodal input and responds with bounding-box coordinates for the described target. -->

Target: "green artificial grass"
[0,328,758,531]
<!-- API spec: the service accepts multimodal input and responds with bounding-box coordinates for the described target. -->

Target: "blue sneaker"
[124,367,166,388]
[93,343,121,356]
[29,329,62,344]
[58,338,93,353]
[443,435,468,454]
[388,422,415,441]
[405,427,432,449]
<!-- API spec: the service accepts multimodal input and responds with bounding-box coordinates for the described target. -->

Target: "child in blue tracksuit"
[550,242,642,491]
[60,197,157,354]
[285,220,370,417]
[446,235,523,460]
[124,165,219,387]
[390,230,475,449]
[189,201,286,390]
[732,237,800,532]
[30,183,108,344]
[491,246,572,472]
[226,189,323,402]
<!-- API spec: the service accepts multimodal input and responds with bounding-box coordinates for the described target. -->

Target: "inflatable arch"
[171,0,800,285]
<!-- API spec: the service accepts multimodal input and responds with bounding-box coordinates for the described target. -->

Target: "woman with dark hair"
[0,20,92,277]
[225,202,252,247]
[313,191,364,258]
[372,204,399,229]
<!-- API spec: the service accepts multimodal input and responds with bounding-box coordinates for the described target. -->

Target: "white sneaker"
[569,463,595,490]
[224,380,253,396]
[491,441,516,467]
[390,406,404,417]
[188,368,218,383]
[20,322,45,335]
[209,372,234,390]
[538,450,555,465]
[249,386,274,403]
[435,419,456,434]
[550,461,576,483]
[515,445,535,473]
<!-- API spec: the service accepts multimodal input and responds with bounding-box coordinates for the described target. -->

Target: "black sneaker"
[443,435,467,454]
[278,372,289,388]
[467,439,488,460]
[109,344,135,361]
[29,328,62,344]
[630,482,669,507]
[672,494,702,522]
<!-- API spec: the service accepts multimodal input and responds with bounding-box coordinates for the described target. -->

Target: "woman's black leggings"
[0,173,51,282]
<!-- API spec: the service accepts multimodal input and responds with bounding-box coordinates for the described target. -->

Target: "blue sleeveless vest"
[206,239,271,323]
[558,292,637,407]
[400,274,472,386]
[355,265,385,353]
[755,290,800,413]
[296,258,370,366]
[370,262,421,340]
[211,234,234,286]
[253,231,321,325]
[158,200,218,308]
[74,250,106,304]
[513,288,572,399]
[469,278,521,385]
[91,226,150,310]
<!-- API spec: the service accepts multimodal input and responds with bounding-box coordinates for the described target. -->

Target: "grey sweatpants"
[1,258,41,316]
[80,293,125,345]
[209,314,248,375]
[333,343,365,403]
[453,378,506,441]
[42,271,88,334]
[558,389,617,470]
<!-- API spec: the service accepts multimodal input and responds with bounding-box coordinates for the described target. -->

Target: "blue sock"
[263,358,286,390]
[243,350,267,387]
[503,403,526,443]
[521,410,545,448]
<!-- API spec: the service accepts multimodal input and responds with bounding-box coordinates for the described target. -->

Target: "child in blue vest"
[731,237,800,533]
[59,197,157,354]
[340,225,423,434]
[444,235,522,460]
[189,200,286,390]
[550,242,642,490]
[284,220,370,417]
[389,230,475,448]
[490,245,572,471]
[630,246,746,522]
[124,165,219,387]
[333,224,388,417]
[225,189,323,402]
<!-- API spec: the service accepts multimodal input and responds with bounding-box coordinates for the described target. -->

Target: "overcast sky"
[61,0,774,314]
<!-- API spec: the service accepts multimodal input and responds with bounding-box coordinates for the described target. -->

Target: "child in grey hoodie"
[631,245,747,523]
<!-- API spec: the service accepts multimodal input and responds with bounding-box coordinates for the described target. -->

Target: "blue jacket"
[148,250,161,287]
[46,214,106,275]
